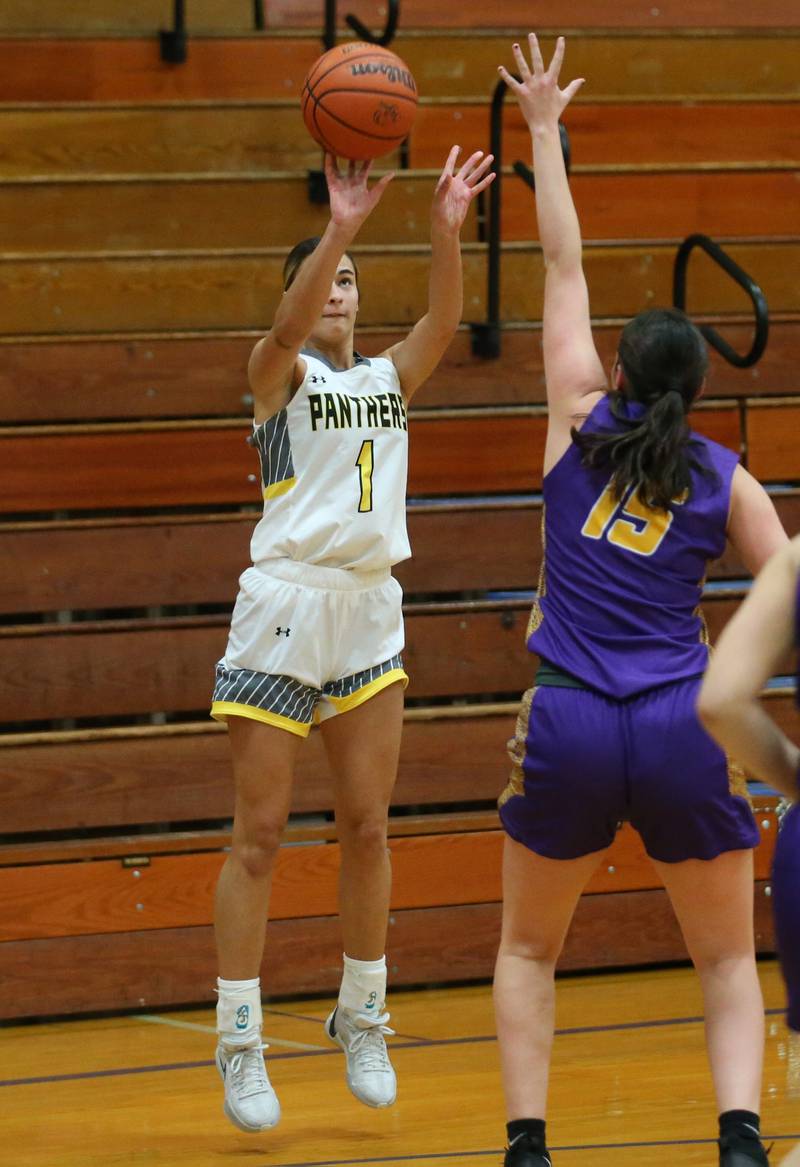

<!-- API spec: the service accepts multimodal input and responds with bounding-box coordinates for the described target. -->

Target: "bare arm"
[727,463,789,577]
[499,35,606,462]
[383,146,494,402]
[698,535,800,800]
[248,156,394,422]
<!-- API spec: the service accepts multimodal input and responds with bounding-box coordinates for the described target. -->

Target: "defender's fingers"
[549,35,566,79]
[563,77,585,102]
[512,41,531,79]
[528,32,546,75]
[497,64,523,91]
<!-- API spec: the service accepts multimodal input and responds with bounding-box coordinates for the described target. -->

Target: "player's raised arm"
[248,155,394,421]
[499,36,605,433]
[382,145,494,402]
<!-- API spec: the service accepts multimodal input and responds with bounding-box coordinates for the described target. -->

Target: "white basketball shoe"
[215,1040,281,1132]
[324,1005,397,1107]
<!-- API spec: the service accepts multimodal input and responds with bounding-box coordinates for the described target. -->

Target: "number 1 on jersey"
[356,439,374,513]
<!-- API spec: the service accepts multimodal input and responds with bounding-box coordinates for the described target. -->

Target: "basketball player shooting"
[208,144,494,1134]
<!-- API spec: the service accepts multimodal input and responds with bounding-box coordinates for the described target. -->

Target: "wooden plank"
[0,406,743,515]
[747,403,800,481]
[0,35,799,103]
[1,101,798,180]
[0,607,533,722]
[2,168,799,253]
[0,592,754,724]
[413,100,800,169]
[0,679,794,828]
[0,514,255,613]
[0,334,256,421]
[262,1,800,31]
[2,318,797,422]
[3,831,504,941]
[2,492,799,618]
[0,709,520,832]
[2,0,798,33]
[0,243,797,336]
[0,816,778,943]
[0,423,259,512]
[0,880,776,1019]
[0,810,509,866]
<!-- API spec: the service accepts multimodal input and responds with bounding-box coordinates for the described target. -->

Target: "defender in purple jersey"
[494,35,788,1167]
[700,536,800,1167]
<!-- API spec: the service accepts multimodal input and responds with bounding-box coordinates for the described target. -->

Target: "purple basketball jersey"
[528,394,739,698]
[772,568,800,1031]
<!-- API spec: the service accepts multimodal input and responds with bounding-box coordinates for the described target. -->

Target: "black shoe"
[504,1132,553,1167]
[719,1132,770,1166]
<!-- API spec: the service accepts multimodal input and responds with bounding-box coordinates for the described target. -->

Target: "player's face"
[319,256,359,334]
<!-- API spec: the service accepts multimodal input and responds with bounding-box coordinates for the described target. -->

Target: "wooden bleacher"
[1,4,798,1021]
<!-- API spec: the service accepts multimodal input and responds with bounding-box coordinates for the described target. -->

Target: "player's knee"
[498,932,563,966]
[233,818,285,878]
[691,946,757,980]
[337,814,389,858]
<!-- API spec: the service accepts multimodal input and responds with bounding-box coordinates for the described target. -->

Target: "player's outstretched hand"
[498,34,584,133]
[324,154,395,233]
[431,145,495,236]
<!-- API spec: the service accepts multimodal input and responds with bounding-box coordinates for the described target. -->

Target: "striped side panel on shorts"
[322,654,405,698]
[213,664,317,724]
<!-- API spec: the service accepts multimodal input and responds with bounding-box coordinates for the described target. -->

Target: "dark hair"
[572,307,712,511]
[282,236,360,292]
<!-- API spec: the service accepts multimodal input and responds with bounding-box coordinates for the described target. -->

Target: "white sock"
[216,976,263,1045]
[338,954,387,1018]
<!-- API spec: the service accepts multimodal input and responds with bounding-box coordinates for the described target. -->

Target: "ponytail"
[572,307,714,511]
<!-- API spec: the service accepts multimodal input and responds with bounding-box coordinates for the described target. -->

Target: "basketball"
[301,42,418,161]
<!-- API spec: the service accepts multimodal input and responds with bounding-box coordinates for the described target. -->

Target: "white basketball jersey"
[249,349,411,572]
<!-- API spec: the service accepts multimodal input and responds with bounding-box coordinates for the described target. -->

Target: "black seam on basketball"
[313,100,412,143]
[312,87,417,106]
[310,98,339,155]
[306,51,417,96]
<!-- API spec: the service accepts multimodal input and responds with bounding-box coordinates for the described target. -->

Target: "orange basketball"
[301,42,418,161]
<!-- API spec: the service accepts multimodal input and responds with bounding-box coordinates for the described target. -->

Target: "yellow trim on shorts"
[319,668,409,719]
[210,700,311,737]
[263,476,296,500]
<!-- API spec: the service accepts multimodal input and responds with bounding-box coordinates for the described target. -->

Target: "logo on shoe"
[235,1005,250,1030]
[364,991,377,1011]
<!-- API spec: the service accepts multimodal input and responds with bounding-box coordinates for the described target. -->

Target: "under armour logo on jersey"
[309,374,327,384]
[276,627,291,637]
[235,1005,250,1030]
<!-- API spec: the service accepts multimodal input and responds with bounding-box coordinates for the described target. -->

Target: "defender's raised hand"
[498,34,584,132]
[430,145,495,236]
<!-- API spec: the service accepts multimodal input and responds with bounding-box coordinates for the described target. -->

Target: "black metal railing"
[323,0,399,50]
[160,0,265,62]
[673,234,769,368]
[471,76,571,359]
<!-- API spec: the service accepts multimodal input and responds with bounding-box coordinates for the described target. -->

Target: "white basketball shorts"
[210,558,407,737]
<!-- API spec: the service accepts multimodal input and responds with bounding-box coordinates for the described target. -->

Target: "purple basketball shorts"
[499,676,760,863]
[772,800,800,1032]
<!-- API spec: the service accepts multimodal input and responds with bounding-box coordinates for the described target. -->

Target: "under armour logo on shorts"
[276,627,291,637]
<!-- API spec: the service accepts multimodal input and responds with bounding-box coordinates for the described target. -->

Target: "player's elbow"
[696,682,741,738]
